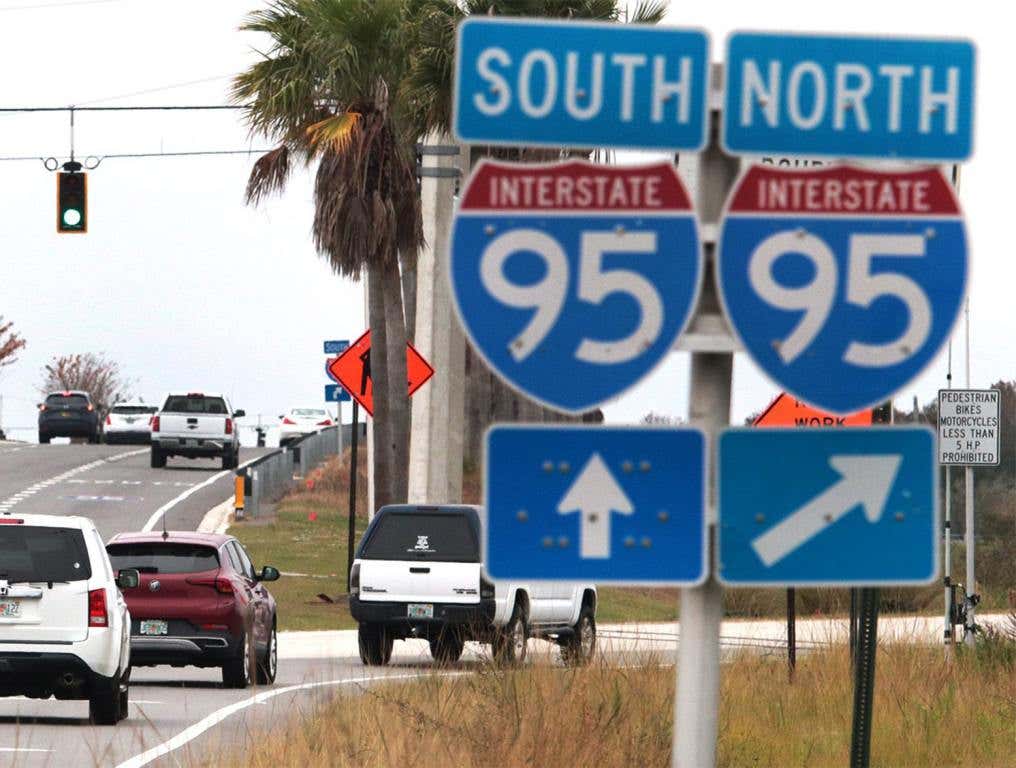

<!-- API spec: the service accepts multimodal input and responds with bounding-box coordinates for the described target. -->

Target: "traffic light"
[57,170,87,233]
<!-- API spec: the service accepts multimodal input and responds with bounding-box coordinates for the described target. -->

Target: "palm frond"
[305,112,361,157]
[245,145,292,205]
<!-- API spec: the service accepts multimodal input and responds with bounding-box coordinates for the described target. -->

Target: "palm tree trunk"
[367,261,393,512]
[400,248,417,345]
[383,257,410,504]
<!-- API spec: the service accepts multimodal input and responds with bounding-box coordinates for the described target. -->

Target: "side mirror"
[116,568,140,590]
[233,409,246,419]
[257,565,280,582]
[278,415,285,420]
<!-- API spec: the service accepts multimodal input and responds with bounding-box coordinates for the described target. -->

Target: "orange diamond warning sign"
[326,329,434,417]
[753,393,872,428]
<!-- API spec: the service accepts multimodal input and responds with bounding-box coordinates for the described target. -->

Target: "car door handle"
[409,567,430,574]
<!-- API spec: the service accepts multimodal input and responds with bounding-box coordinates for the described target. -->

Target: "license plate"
[61,412,70,418]
[0,600,21,618]
[407,603,434,619]
[139,619,168,635]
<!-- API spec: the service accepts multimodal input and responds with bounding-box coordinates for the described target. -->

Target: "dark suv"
[38,391,101,444]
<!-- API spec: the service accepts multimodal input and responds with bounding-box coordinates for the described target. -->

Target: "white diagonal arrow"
[751,454,902,567]
[557,453,634,559]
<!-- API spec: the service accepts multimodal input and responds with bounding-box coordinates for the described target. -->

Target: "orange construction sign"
[326,329,434,417]
[753,393,872,428]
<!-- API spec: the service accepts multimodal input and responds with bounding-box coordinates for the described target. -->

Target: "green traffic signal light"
[57,171,87,233]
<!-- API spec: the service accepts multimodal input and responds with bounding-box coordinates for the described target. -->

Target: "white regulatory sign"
[938,389,1000,466]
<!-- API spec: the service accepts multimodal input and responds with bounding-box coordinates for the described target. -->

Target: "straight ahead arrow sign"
[557,453,633,559]
[751,455,902,567]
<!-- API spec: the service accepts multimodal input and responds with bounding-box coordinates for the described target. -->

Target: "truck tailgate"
[358,560,481,604]
[158,413,227,437]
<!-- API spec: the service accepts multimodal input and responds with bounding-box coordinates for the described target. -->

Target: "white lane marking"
[197,498,235,534]
[141,456,261,532]
[115,671,461,768]
[0,449,147,512]
[0,748,52,753]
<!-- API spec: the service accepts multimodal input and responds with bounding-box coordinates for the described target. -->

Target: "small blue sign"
[485,425,706,584]
[718,427,937,586]
[724,32,975,161]
[451,159,702,413]
[324,339,349,355]
[325,384,351,403]
[454,18,709,151]
[718,164,966,414]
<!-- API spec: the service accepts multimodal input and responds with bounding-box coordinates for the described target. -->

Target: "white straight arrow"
[751,454,903,567]
[557,453,634,559]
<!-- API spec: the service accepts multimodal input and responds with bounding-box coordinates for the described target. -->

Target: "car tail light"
[88,589,108,627]
[199,623,229,631]
[39,404,47,412]
[349,563,360,595]
[186,575,235,595]
[282,417,296,425]
[0,518,24,525]
[317,419,332,426]
[152,415,160,431]
[106,414,112,425]
[225,418,233,435]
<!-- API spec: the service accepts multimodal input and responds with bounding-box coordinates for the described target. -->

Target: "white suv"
[349,505,597,667]
[0,514,137,724]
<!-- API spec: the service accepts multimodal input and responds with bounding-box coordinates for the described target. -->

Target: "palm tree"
[233,0,424,510]
[405,0,668,463]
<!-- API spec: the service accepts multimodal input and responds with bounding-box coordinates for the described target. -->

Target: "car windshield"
[45,394,88,409]
[106,543,220,574]
[292,409,326,418]
[0,526,92,582]
[360,512,479,562]
[162,395,228,414]
[112,405,155,415]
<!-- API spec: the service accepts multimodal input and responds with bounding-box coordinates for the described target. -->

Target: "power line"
[76,75,237,106]
[0,105,245,113]
[0,148,270,165]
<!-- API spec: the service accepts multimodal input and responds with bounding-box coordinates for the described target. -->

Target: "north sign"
[450,159,702,413]
[484,425,706,584]
[719,427,937,586]
[718,164,967,414]
[454,18,709,151]
[724,32,976,161]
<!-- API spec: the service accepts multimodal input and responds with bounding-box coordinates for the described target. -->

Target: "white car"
[0,514,137,724]
[150,392,244,469]
[278,407,334,447]
[104,402,158,444]
[349,505,597,667]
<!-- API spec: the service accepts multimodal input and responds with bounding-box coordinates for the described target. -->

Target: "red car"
[106,531,280,688]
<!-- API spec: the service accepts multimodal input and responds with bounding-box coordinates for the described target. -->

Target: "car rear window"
[45,394,89,409]
[112,405,156,415]
[162,395,228,415]
[360,513,479,562]
[0,526,92,582]
[107,543,220,574]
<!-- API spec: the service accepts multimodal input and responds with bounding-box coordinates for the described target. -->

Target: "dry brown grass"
[211,639,1014,768]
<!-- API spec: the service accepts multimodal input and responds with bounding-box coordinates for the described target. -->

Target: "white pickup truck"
[150,392,244,470]
[349,505,597,666]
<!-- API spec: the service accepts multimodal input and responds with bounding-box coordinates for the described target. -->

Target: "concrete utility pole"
[408,135,466,504]
[963,296,976,645]
[673,65,740,768]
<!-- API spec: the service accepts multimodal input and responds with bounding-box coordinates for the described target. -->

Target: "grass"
[212,625,1016,768]
[233,451,1014,631]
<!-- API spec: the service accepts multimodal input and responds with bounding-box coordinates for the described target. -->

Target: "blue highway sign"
[718,427,937,586]
[718,164,967,414]
[724,32,976,161]
[454,18,709,151]
[324,384,351,403]
[324,339,349,355]
[485,426,706,584]
[451,159,702,413]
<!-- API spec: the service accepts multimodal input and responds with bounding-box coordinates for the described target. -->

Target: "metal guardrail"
[235,426,341,519]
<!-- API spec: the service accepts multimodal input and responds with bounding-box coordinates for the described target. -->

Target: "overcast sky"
[0,0,1010,441]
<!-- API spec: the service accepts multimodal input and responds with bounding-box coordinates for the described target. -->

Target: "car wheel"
[150,448,166,469]
[493,607,528,667]
[429,629,465,665]
[89,433,100,444]
[560,610,597,667]
[222,632,253,689]
[117,667,131,721]
[222,448,237,470]
[89,672,124,725]
[39,434,50,444]
[358,623,393,666]
[257,622,278,685]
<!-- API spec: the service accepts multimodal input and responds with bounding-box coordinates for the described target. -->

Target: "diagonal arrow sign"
[751,454,902,567]
[557,453,634,559]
